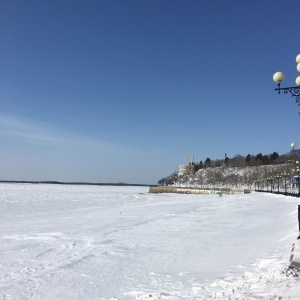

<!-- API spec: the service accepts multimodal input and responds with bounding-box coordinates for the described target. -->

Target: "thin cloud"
[0,114,135,155]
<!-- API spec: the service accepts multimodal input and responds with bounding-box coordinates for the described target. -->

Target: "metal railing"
[255,189,300,197]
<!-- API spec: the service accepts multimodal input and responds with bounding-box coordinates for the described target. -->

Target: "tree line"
[193,151,300,171]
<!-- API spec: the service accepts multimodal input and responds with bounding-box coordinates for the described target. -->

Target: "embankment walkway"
[149,186,251,195]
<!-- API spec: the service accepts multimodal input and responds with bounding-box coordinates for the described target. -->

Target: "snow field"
[0,184,299,299]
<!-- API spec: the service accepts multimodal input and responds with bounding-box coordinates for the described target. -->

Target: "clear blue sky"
[1,0,300,184]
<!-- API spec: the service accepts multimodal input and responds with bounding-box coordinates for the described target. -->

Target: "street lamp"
[292,161,300,195]
[291,142,295,152]
[282,171,288,194]
[269,177,274,193]
[257,181,260,191]
[276,174,280,193]
[296,166,300,197]
[273,54,300,114]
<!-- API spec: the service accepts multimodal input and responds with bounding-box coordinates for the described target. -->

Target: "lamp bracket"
[275,84,300,114]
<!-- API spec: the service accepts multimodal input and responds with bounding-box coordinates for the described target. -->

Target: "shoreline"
[0,180,155,187]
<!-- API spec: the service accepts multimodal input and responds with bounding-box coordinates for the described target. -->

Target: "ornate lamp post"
[270,177,274,193]
[276,174,280,193]
[273,54,300,114]
[295,161,300,195]
[293,161,300,195]
[255,181,261,191]
[291,142,295,152]
[281,171,288,194]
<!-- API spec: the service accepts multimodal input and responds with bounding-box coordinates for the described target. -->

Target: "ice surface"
[0,184,300,299]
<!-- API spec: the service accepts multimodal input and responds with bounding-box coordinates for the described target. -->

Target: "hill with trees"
[158,151,300,190]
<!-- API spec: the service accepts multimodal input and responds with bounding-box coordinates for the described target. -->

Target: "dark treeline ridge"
[0,180,154,187]
[192,150,300,172]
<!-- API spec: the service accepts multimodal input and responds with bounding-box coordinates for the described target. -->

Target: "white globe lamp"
[273,72,284,83]
[273,54,300,115]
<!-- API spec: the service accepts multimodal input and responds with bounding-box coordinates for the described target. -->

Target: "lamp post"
[270,177,273,193]
[295,161,300,196]
[276,174,280,193]
[292,161,300,196]
[296,166,300,197]
[291,142,295,152]
[282,171,288,194]
[255,181,260,191]
[273,54,300,114]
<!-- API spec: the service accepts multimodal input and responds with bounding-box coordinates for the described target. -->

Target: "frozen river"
[1,184,300,299]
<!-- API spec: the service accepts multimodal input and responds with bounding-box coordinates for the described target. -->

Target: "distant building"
[178,165,190,175]
[188,153,194,165]
[179,154,195,175]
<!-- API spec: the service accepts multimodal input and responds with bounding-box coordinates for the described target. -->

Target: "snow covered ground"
[0,183,300,300]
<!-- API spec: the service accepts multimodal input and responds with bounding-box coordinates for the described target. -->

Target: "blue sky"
[1,0,300,184]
